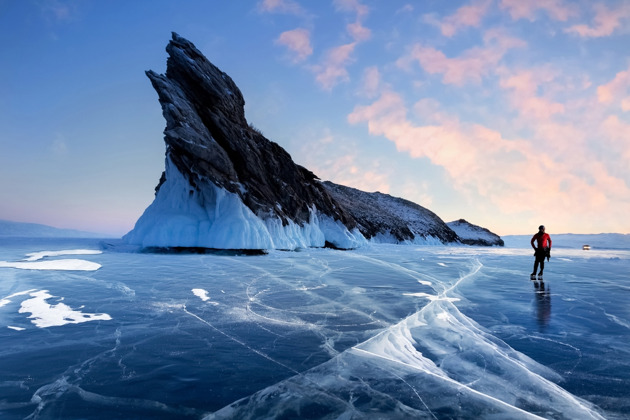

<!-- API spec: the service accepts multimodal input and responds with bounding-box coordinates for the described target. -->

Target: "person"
[531,225,552,279]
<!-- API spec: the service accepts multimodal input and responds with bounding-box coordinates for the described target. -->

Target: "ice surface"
[123,157,367,250]
[0,237,627,419]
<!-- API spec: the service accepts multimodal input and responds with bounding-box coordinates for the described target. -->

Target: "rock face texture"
[447,219,504,246]
[146,33,354,229]
[124,33,502,249]
[323,182,458,244]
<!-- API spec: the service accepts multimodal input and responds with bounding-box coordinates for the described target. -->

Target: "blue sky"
[1,0,630,236]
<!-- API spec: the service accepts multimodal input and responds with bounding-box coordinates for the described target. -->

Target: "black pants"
[532,249,547,275]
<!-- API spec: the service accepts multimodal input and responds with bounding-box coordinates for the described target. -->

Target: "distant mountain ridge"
[503,233,630,250]
[0,220,109,238]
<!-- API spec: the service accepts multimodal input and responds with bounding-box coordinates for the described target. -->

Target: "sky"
[1,0,630,237]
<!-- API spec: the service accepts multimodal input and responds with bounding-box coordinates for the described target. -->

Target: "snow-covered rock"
[447,219,504,246]
[323,182,458,244]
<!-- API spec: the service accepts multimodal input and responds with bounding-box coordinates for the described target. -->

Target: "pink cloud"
[347,89,630,232]
[336,0,371,42]
[601,115,630,170]
[275,28,313,62]
[312,43,356,90]
[311,0,370,90]
[360,66,381,98]
[258,0,306,15]
[334,0,369,17]
[347,91,548,211]
[297,132,392,194]
[597,66,630,108]
[398,30,525,86]
[500,0,578,21]
[499,68,565,120]
[440,0,492,37]
[347,20,371,42]
[566,3,630,38]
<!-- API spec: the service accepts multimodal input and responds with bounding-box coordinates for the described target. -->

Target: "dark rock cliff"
[146,33,356,230]
[323,182,458,243]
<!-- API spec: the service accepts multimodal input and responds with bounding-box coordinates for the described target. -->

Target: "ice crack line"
[183,304,300,375]
[183,305,364,415]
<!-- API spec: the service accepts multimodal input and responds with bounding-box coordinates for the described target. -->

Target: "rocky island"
[124,33,503,250]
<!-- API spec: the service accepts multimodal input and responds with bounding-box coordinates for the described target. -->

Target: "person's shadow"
[533,281,551,330]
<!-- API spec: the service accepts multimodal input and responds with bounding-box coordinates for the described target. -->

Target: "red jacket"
[531,232,552,250]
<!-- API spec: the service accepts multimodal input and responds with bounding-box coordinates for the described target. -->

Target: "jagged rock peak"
[146,32,356,228]
[124,33,363,250]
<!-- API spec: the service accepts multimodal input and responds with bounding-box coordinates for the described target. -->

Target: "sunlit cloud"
[500,0,578,22]
[439,0,492,37]
[360,66,381,98]
[312,43,356,90]
[347,83,630,233]
[499,67,565,120]
[601,115,630,175]
[297,130,391,194]
[597,65,630,110]
[397,29,526,86]
[258,0,306,15]
[311,0,370,90]
[565,3,630,38]
[275,28,313,62]
[347,20,371,42]
[334,0,369,18]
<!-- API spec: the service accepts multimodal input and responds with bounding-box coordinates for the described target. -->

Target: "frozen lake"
[1,238,628,419]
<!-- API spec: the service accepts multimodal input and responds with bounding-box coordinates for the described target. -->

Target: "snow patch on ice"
[18,290,112,328]
[24,249,102,261]
[7,326,25,331]
[192,288,210,301]
[0,289,38,308]
[403,292,460,302]
[0,259,101,271]
[192,288,219,305]
[0,249,102,271]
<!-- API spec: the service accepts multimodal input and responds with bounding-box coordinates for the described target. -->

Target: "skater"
[531,225,552,279]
